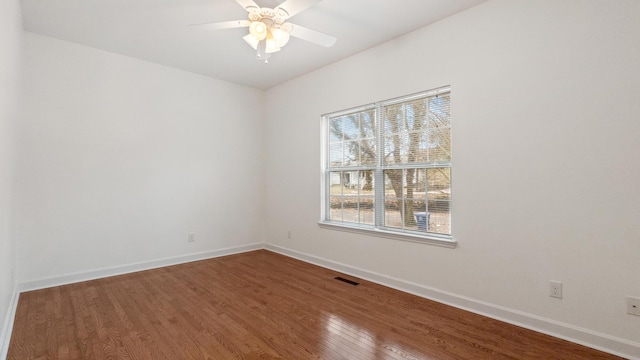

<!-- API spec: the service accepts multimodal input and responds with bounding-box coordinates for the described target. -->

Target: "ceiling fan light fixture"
[243,33,259,49]
[265,36,281,54]
[271,27,290,48]
[249,21,267,40]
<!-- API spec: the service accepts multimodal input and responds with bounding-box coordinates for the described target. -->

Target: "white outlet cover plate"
[550,280,562,299]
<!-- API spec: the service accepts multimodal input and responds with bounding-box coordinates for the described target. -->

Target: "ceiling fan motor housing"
[248,7,289,26]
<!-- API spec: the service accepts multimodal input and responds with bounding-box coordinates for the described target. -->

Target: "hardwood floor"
[7,250,622,359]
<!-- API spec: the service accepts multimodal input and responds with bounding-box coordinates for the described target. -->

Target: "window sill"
[317,221,457,249]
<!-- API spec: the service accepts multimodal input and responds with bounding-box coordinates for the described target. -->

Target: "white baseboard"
[265,244,640,360]
[0,284,19,360]
[18,242,264,292]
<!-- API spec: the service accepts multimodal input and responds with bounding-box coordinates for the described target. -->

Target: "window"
[321,87,453,246]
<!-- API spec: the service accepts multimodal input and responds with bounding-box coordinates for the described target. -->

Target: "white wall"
[0,0,22,353]
[17,33,265,282]
[264,0,640,354]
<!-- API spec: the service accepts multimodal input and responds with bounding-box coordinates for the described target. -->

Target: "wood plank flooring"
[7,250,622,359]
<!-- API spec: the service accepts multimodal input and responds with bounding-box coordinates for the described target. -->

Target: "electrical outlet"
[287,230,291,238]
[550,281,562,299]
[188,233,195,242]
[627,296,640,316]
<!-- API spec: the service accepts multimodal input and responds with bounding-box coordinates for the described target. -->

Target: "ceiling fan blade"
[288,23,336,47]
[276,0,322,18]
[188,20,251,31]
[234,0,259,11]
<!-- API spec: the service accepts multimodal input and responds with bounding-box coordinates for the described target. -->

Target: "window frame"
[320,86,455,248]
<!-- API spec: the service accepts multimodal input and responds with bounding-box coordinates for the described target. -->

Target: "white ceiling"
[20,0,487,89]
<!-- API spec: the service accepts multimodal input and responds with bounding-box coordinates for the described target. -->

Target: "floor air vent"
[334,276,359,286]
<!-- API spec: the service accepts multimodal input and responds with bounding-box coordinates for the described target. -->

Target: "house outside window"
[321,86,453,246]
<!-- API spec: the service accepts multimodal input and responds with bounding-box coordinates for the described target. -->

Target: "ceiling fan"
[189,0,336,63]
